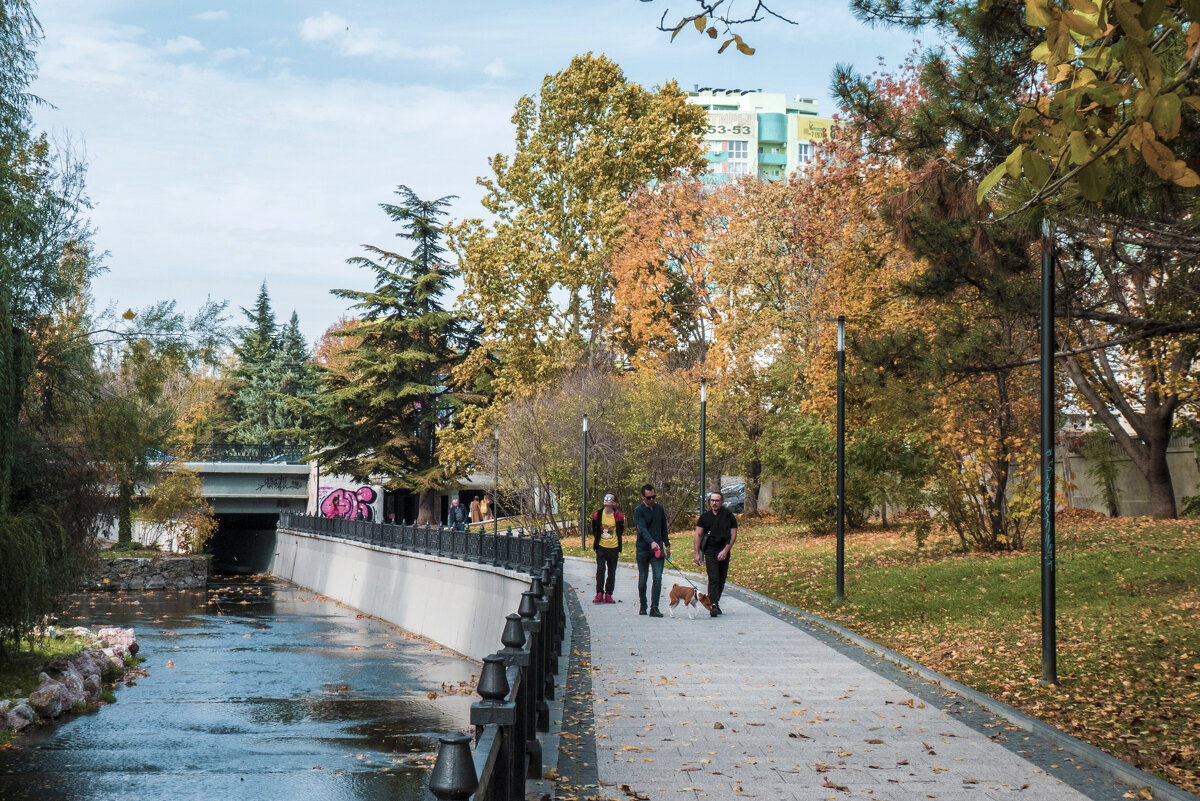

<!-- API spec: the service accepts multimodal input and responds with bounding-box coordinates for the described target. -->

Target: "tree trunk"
[1064,356,1178,519]
[1143,432,1177,519]
[118,476,134,544]
[744,459,761,516]
[416,489,438,526]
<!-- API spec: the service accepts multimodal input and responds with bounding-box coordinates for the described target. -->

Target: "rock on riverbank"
[0,626,138,733]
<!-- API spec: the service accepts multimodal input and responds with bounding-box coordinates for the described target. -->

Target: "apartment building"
[686,86,834,183]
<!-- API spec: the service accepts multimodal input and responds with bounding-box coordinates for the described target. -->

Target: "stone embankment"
[0,626,138,733]
[89,555,208,590]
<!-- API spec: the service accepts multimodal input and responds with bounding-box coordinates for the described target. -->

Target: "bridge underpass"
[189,461,309,573]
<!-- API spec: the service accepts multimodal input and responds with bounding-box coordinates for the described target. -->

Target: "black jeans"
[703,547,730,604]
[595,546,619,594]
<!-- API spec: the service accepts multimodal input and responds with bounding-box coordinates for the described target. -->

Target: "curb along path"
[558,558,1149,801]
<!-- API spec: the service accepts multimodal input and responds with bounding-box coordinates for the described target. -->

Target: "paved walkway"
[556,558,1143,801]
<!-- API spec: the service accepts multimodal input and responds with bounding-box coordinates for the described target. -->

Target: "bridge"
[188,454,309,573]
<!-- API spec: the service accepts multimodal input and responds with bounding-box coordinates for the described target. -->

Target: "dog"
[667,583,711,618]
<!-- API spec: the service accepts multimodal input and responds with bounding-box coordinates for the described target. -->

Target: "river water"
[0,577,477,801]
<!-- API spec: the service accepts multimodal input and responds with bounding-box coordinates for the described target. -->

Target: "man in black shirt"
[693,491,737,617]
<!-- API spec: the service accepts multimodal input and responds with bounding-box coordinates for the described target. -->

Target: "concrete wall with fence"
[270,525,535,661]
[1058,435,1198,517]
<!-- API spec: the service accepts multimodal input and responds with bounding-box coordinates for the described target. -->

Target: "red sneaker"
[592,592,604,604]
[603,594,615,604]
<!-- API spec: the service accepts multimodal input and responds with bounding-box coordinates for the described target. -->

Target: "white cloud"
[483,58,509,81]
[298,11,463,65]
[162,35,204,55]
[211,47,249,64]
[195,10,229,22]
[33,12,511,343]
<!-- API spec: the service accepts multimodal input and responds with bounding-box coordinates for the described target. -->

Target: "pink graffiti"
[320,486,378,520]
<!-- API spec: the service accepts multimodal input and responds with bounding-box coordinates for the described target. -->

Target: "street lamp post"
[1040,224,1057,686]
[835,315,846,603]
[581,414,588,550]
[699,378,707,514]
[494,427,500,538]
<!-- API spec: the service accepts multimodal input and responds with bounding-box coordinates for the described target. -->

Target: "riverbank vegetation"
[561,515,1200,793]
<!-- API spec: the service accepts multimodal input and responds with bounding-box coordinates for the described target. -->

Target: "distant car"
[721,482,746,513]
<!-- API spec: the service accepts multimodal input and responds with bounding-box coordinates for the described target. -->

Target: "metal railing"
[277,512,570,800]
[190,443,306,463]
[278,512,559,574]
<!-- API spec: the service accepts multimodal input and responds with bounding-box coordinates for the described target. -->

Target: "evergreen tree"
[227,282,281,444]
[269,310,315,445]
[300,186,471,524]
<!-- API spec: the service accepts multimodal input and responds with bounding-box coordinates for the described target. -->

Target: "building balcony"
[758,152,787,167]
[756,113,787,143]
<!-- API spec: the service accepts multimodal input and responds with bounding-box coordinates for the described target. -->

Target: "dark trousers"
[704,548,730,604]
[595,546,619,594]
[635,549,664,610]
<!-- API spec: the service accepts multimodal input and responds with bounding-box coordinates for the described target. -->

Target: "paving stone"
[560,559,1144,801]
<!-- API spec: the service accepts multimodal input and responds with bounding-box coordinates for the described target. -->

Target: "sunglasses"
[644,494,656,500]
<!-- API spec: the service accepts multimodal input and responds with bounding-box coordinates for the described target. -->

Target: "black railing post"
[498,613,535,782]
[471,654,516,799]
[517,590,542,777]
[428,733,477,801]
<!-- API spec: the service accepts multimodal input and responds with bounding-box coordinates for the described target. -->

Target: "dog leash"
[664,555,702,593]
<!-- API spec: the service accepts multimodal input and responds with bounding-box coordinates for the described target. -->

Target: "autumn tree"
[827,2,1199,518]
[451,53,708,394]
[299,186,476,525]
[486,366,703,532]
[610,177,723,369]
[90,301,229,543]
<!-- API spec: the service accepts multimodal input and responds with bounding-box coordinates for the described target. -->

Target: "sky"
[31,1,921,346]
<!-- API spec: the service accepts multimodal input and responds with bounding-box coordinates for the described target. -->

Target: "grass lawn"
[0,632,93,744]
[560,516,1200,794]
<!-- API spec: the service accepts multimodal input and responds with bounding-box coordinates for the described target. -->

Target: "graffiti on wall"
[319,486,378,521]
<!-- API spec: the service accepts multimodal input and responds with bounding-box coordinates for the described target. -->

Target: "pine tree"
[301,186,471,524]
[272,310,315,443]
[228,282,283,445]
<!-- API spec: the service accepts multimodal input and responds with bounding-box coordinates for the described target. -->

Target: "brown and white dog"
[667,584,711,618]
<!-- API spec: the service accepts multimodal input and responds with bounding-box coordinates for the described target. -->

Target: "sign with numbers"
[706,111,756,139]
[797,116,834,142]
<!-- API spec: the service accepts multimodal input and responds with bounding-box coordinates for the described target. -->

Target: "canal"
[0,577,476,801]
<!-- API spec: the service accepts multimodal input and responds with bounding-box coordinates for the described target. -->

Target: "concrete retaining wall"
[270,528,531,662]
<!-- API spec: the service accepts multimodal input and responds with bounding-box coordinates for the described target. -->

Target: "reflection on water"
[0,577,476,801]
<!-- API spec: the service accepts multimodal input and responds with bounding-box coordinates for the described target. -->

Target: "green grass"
[0,633,90,700]
[561,516,1200,793]
[97,542,161,559]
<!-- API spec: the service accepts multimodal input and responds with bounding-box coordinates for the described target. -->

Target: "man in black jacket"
[694,491,737,617]
[632,483,670,617]
[447,497,470,531]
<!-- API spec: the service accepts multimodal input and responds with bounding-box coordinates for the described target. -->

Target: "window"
[727,140,749,160]
[798,143,815,163]
[726,161,749,176]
